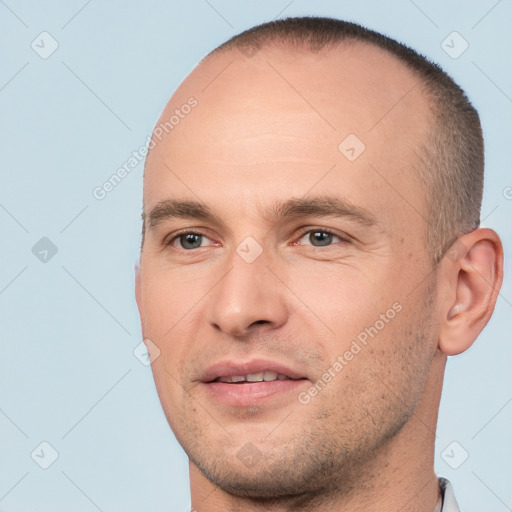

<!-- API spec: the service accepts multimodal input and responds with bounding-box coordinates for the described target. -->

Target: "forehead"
[144,43,432,232]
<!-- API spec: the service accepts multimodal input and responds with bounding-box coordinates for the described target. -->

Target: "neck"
[189,353,446,512]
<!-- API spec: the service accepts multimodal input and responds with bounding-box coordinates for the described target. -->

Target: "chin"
[189,446,341,501]
[200,466,312,498]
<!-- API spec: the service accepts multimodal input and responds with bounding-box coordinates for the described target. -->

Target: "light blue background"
[1,1,511,511]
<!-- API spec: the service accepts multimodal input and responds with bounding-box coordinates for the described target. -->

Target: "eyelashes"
[294,228,349,248]
[165,227,350,251]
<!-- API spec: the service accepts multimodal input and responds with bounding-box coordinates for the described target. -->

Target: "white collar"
[438,477,461,512]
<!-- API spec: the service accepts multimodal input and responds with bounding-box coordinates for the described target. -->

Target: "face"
[136,44,440,498]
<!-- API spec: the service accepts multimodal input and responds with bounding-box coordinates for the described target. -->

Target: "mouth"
[200,360,309,407]
[214,371,299,383]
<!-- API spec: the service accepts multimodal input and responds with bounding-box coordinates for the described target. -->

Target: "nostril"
[251,320,269,326]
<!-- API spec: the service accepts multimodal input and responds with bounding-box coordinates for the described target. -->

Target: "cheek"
[141,288,195,435]
[283,261,393,344]
[138,272,196,390]
[332,304,432,425]
[286,263,424,396]
[140,265,203,337]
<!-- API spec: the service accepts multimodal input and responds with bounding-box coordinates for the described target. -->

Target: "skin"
[135,42,503,511]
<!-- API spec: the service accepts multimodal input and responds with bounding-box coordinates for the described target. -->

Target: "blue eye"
[171,232,209,250]
[299,230,342,247]
[180,233,202,249]
[166,229,345,252]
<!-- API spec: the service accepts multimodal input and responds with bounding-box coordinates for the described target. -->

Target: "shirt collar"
[438,477,461,512]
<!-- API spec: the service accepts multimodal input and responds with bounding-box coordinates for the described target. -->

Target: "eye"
[296,229,344,247]
[168,232,212,250]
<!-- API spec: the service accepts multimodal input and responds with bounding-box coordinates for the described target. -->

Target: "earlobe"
[438,229,503,356]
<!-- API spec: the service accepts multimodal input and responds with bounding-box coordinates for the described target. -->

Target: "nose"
[208,248,288,337]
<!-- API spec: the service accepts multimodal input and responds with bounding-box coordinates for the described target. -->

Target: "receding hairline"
[142,17,484,264]
[204,16,483,263]
[206,16,445,84]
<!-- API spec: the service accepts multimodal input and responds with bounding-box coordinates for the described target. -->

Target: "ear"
[438,228,504,356]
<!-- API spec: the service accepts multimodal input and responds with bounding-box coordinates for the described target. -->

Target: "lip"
[199,359,306,383]
[199,359,309,407]
[203,380,308,407]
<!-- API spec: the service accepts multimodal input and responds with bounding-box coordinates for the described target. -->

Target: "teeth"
[246,372,264,382]
[216,372,292,383]
[217,375,244,383]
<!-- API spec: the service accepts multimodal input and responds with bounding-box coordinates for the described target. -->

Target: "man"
[135,17,503,511]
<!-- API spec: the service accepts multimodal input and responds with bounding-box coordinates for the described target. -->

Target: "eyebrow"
[270,196,377,227]
[146,196,378,230]
[146,199,222,229]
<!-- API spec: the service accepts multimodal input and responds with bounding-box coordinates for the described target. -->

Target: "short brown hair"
[208,16,483,264]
